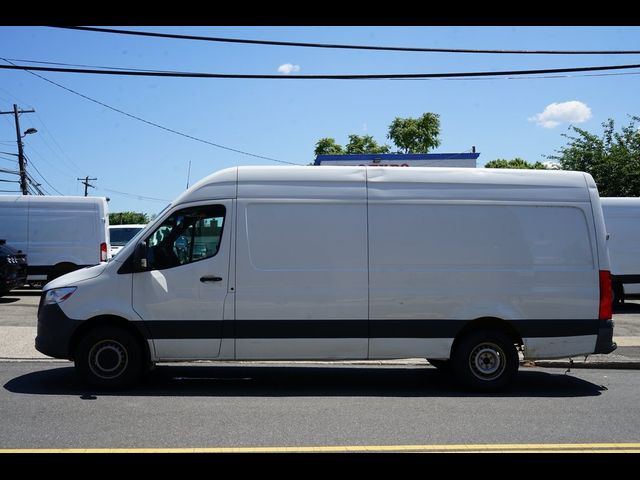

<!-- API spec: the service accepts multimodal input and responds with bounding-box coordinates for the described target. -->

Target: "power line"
[32,110,88,176]
[2,57,177,73]
[3,61,640,80]
[23,154,64,195]
[97,186,170,203]
[26,141,81,179]
[15,56,640,82]
[26,172,47,195]
[1,59,300,166]
[51,26,640,55]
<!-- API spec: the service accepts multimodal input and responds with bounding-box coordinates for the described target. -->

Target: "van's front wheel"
[74,326,143,389]
[452,329,518,391]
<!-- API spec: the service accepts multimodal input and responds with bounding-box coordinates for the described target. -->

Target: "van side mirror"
[134,242,148,271]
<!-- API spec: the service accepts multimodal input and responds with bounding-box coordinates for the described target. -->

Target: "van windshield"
[109,227,145,246]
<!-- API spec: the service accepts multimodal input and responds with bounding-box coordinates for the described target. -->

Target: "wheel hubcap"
[469,342,506,381]
[88,340,128,379]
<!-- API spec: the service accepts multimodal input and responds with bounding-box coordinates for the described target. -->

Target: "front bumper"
[594,319,617,354]
[35,300,82,359]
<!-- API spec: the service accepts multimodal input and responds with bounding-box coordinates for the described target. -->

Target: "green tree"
[345,134,391,154]
[387,112,441,153]
[314,137,344,156]
[484,158,548,169]
[548,117,640,196]
[109,211,150,225]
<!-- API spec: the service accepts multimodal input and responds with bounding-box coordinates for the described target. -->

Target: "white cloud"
[277,63,300,74]
[529,101,592,128]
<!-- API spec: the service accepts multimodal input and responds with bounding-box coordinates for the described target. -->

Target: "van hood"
[44,263,108,290]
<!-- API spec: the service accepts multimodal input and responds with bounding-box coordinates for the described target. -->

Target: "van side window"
[145,205,225,270]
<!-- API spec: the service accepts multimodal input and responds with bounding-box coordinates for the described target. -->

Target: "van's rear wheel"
[74,326,143,389]
[452,329,518,391]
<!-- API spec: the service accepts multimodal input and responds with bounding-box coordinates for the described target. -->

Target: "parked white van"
[36,166,616,390]
[0,195,110,284]
[601,197,640,305]
[109,224,146,257]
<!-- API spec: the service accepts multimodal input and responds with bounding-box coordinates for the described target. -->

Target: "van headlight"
[43,287,77,305]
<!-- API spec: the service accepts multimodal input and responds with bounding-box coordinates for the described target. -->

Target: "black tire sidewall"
[75,326,143,389]
[452,329,518,391]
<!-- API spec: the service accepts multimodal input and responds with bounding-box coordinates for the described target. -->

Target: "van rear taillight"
[599,270,612,320]
[100,242,108,262]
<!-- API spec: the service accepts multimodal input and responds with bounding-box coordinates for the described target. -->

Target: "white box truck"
[601,197,640,305]
[35,166,616,391]
[0,195,110,284]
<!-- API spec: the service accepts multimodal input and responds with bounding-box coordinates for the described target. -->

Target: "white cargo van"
[36,166,616,390]
[0,195,110,284]
[109,224,146,257]
[601,197,640,305]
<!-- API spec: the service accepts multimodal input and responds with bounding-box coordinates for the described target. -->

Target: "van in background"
[0,195,110,284]
[109,224,146,257]
[36,166,616,391]
[601,197,640,305]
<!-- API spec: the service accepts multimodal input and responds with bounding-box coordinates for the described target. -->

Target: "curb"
[2,356,640,370]
[531,360,640,370]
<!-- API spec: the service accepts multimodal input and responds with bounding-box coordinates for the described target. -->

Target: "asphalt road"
[2,361,640,451]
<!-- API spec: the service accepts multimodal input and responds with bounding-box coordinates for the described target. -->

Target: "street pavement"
[2,362,640,450]
[1,288,639,368]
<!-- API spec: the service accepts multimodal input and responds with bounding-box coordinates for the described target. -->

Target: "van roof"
[600,197,640,207]
[0,195,108,206]
[173,166,593,204]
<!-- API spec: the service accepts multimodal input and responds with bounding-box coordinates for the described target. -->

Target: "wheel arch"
[69,314,151,364]
[451,317,523,356]
[47,262,79,282]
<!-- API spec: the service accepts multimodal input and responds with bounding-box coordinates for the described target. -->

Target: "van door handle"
[200,276,222,282]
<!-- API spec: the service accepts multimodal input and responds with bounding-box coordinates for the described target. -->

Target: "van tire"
[452,329,518,391]
[47,263,78,283]
[612,281,624,307]
[74,325,143,389]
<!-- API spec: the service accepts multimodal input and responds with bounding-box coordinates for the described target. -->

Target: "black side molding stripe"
[143,319,601,340]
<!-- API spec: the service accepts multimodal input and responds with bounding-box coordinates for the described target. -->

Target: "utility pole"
[77,176,97,196]
[0,104,36,195]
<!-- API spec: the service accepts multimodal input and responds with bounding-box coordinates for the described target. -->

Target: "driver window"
[145,205,225,270]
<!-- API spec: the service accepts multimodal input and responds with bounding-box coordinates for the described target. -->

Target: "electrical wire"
[32,111,89,175]
[97,186,170,203]
[23,153,64,195]
[1,59,301,166]
[51,26,640,55]
[3,61,640,80]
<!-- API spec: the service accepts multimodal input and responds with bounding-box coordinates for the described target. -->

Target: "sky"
[0,25,639,215]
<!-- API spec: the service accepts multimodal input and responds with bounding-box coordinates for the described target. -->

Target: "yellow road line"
[2,443,640,453]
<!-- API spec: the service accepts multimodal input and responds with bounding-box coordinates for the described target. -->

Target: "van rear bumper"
[594,319,617,354]
[35,302,80,360]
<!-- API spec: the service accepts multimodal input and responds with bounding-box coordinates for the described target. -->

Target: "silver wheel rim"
[469,342,506,381]
[88,339,128,380]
